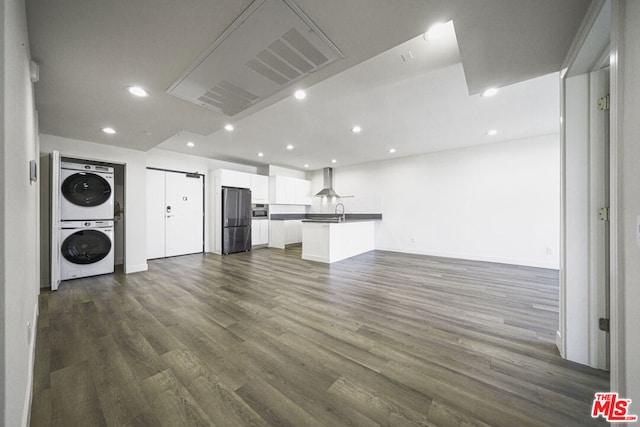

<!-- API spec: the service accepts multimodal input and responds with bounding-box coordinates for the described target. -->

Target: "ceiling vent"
[167,0,344,116]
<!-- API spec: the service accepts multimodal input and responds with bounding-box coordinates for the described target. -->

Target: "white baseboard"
[374,246,559,270]
[22,301,39,427]
[124,263,148,274]
[302,253,330,264]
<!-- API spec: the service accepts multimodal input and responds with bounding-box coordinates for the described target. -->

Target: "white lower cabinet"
[268,220,302,249]
[251,220,269,246]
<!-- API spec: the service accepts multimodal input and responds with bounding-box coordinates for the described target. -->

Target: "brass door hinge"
[598,94,610,111]
[598,207,610,221]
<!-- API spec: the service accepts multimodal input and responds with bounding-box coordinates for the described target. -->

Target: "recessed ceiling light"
[127,86,150,97]
[286,144,294,150]
[351,125,362,134]
[102,127,116,134]
[294,89,306,100]
[186,141,195,147]
[304,164,309,168]
[486,129,498,136]
[482,87,498,97]
[258,152,264,157]
[224,124,234,131]
[331,159,337,163]
[389,148,396,153]
[424,22,446,41]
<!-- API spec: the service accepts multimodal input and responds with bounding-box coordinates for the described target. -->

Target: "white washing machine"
[60,220,114,280]
[60,162,114,220]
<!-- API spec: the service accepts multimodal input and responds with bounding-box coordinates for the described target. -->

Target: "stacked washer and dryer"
[59,162,115,281]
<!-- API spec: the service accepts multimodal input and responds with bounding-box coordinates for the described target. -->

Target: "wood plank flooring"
[30,247,608,426]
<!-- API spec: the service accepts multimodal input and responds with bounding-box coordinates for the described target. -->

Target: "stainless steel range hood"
[315,167,340,198]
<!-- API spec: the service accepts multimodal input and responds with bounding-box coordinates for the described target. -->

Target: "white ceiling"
[25,0,590,170]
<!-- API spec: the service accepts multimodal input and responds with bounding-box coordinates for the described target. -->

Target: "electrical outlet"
[546,247,553,255]
[410,237,415,243]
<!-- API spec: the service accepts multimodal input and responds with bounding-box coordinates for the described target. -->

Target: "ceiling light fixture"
[486,129,498,136]
[102,127,116,134]
[258,152,264,157]
[286,144,294,150]
[351,125,362,134]
[127,86,150,97]
[424,22,446,41]
[482,87,498,97]
[304,164,309,168]
[294,89,306,100]
[331,159,337,163]
[224,124,234,131]
[389,148,396,153]
[186,141,195,147]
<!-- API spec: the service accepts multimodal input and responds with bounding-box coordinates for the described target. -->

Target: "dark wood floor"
[30,247,608,426]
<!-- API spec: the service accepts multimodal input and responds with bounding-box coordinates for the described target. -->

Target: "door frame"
[50,153,127,289]
[559,0,623,390]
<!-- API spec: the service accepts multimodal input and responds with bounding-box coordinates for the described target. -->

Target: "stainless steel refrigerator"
[222,187,252,254]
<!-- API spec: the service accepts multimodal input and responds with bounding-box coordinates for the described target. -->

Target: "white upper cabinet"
[250,174,269,204]
[269,175,312,205]
[220,169,251,189]
[295,179,312,205]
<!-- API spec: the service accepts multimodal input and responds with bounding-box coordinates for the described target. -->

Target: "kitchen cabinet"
[220,169,251,189]
[295,179,312,205]
[250,174,269,204]
[284,220,302,244]
[269,176,312,205]
[268,219,302,248]
[251,220,269,246]
[302,221,375,263]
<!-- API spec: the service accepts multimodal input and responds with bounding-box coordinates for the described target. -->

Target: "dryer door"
[61,172,112,207]
[61,230,112,264]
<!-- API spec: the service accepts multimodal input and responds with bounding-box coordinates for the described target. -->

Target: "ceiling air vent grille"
[167,0,343,117]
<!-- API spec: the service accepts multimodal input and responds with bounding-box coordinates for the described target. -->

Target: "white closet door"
[51,150,61,290]
[146,169,166,259]
[165,172,203,257]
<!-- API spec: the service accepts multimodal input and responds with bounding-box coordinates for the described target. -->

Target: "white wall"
[1,0,40,424]
[310,135,560,269]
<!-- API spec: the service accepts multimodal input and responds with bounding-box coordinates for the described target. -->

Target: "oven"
[252,204,269,219]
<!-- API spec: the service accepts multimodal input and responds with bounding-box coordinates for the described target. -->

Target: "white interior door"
[146,169,166,259]
[50,150,60,290]
[590,67,610,370]
[165,172,204,257]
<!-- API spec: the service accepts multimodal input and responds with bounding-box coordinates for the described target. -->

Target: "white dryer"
[60,162,114,220]
[60,220,114,280]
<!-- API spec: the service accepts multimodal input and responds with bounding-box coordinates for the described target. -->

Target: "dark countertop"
[301,218,380,224]
[270,213,382,221]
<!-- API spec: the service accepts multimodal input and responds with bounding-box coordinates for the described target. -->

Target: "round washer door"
[61,230,112,265]
[61,172,112,207]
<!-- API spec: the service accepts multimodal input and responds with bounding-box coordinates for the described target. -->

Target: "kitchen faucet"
[335,203,345,222]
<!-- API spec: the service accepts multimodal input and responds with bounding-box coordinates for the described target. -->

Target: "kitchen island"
[301,218,378,263]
